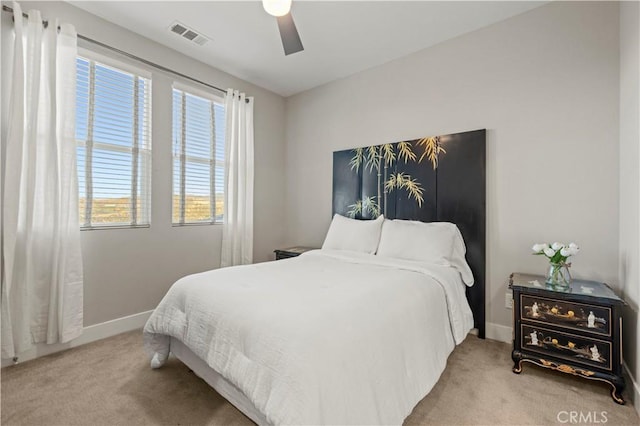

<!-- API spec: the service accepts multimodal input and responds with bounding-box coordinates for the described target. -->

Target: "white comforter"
[143,250,474,425]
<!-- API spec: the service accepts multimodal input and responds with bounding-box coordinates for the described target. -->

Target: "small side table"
[510,272,626,404]
[274,246,318,260]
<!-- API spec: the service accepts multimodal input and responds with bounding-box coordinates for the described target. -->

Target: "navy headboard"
[332,129,486,338]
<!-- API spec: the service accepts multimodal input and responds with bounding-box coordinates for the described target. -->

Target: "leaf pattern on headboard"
[345,138,440,218]
[417,136,447,170]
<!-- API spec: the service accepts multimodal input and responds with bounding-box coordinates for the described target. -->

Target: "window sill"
[81,224,150,231]
[172,222,223,227]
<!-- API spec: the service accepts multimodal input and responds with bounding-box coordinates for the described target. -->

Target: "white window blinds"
[76,56,152,228]
[172,87,226,225]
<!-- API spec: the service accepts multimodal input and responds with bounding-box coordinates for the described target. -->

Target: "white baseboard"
[485,322,512,343]
[1,310,153,368]
[623,364,640,416]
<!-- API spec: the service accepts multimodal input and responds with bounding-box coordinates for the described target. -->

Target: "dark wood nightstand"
[274,246,317,260]
[510,272,626,404]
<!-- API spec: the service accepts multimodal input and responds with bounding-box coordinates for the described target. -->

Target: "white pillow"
[376,219,475,286]
[449,226,475,286]
[377,219,454,264]
[322,214,384,254]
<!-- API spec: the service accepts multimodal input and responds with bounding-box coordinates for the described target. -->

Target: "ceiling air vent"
[169,21,210,46]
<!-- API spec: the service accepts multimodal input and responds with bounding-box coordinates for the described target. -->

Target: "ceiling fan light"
[263,0,292,17]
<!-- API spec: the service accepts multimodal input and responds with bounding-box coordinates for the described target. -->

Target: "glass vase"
[546,262,572,288]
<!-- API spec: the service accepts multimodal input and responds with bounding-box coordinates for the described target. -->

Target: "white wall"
[284,1,620,331]
[1,1,286,326]
[619,0,640,410]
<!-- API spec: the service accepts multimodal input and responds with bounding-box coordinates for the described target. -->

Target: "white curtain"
[1,3,83,359]
[221,89,254,267]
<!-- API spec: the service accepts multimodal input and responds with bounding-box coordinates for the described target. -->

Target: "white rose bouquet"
[532,242,580,263]
[532,242,579,286]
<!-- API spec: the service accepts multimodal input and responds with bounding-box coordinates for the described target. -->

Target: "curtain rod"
[2,4,249,102]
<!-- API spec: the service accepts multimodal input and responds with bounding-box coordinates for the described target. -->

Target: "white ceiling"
[70,1,545,97]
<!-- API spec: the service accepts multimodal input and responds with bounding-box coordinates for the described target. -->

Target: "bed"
[144,129,486,425]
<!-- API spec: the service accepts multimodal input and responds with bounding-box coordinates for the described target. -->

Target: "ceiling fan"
[262,0,304,56]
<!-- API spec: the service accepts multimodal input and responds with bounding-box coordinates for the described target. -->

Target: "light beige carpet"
[1,330,638,425]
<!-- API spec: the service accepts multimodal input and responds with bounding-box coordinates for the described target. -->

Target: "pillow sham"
[321,214,384,254]
[376,219,474,286]
[376,219,453,264]
[449,226,474,286]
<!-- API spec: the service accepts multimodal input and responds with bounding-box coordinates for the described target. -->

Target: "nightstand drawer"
[521,324,612,371]
[520,294,611,336]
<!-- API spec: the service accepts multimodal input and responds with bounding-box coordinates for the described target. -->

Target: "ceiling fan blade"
[276,12,304,56]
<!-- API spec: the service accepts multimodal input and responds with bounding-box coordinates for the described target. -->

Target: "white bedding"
[143,250,474,425]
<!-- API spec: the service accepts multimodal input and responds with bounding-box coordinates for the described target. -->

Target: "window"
[76,54,152,229]
[172,86,226,225]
